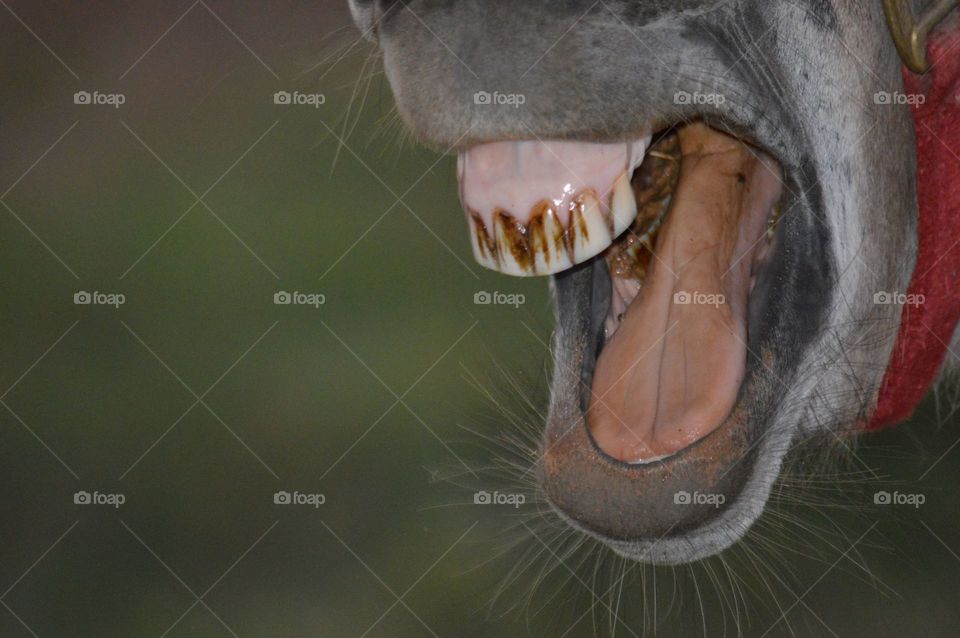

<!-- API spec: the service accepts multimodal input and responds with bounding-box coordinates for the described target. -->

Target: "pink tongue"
[458,139,646,228]
[588,125,782,463]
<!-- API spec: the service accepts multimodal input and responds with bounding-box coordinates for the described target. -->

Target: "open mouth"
[458,122,784,465]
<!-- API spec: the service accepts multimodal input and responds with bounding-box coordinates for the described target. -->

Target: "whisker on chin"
[428,347,910,636]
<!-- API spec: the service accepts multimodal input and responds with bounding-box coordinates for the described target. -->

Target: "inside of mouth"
[588,123,783,463]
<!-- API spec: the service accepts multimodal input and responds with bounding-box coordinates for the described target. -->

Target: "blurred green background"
[1,2,959,636]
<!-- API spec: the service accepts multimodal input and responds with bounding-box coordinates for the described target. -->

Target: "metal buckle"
[883,0,960,73]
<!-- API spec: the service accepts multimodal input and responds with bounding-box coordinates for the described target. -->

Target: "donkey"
[346,0,960,564]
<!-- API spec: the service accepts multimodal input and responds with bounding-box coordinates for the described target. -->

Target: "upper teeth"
[460,136,650,277]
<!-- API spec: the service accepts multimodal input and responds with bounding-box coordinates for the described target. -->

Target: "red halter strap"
[866,26,960,429]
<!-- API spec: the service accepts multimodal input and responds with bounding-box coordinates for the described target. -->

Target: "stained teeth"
[460,136,651,277]
[529,206,571,274]
[469,212,496,267]
[466,170,642,277]
[573,193,613,265]
[493,212,528,277]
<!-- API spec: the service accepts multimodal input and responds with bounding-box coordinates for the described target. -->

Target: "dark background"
[1,2,959,636]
